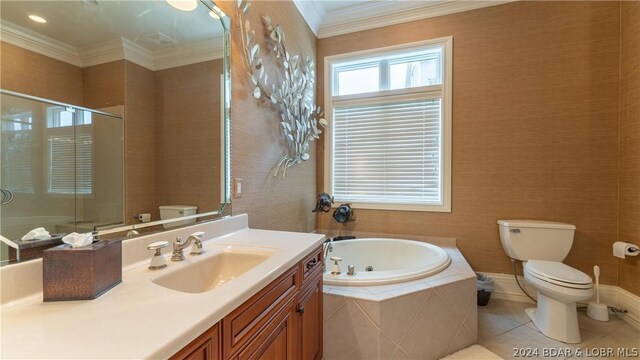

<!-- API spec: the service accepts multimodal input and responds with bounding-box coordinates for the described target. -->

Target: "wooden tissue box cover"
[43,240,122,302]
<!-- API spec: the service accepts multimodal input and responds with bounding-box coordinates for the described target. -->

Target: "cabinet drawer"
[300,246,322,285]
[223,266,298,359]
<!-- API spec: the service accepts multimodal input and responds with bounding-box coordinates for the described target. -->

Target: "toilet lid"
[526,260,592,289]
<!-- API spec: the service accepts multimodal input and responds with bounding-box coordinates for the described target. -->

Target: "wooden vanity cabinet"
[170,324,220,360]
[171,246,323,360]
[297,272,323,360]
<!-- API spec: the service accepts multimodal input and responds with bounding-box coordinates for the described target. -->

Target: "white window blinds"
[3,133,34,194]
[333,98,442,204]
[48,132,93,195]
[326,37,452,211]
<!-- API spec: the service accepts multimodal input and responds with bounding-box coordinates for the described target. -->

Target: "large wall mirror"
[0,0,231,266]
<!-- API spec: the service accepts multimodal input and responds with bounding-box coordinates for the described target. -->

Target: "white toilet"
[497,220,593,343]
[159,205,198,229]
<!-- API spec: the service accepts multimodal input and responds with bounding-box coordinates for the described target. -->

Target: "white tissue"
[62,232,93,248]
[21,227,51,241]
[613,241,640,259]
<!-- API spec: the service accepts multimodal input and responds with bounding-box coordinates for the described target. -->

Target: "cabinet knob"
[297,305,305,315]
[306,258,318,270]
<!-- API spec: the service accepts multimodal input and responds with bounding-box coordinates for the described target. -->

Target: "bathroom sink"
[152,249,274,294]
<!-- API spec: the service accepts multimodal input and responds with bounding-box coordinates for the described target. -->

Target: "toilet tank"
[159,205,198,229]
[497,220,576,261]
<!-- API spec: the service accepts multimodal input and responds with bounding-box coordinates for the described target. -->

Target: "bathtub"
[323,238,451,286]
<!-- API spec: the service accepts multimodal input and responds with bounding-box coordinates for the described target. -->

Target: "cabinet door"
[171,324,220,360]
[235,299,296,360]
[298,274,323,360]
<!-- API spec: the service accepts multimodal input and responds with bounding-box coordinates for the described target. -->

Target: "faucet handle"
[147,241,168,270]
[330,256,342,275]
[190,240,204,256]
[148,241,169,251]
[189,232,205,256]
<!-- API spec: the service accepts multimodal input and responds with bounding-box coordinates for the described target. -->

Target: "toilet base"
[526,292,582,343]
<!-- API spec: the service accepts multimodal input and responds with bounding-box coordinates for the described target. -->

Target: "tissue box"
[43,240,122,302]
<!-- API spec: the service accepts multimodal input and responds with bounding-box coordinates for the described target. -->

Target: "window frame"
[324,36,453,212]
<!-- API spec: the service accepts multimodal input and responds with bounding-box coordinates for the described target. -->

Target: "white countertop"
[1,218,325,359]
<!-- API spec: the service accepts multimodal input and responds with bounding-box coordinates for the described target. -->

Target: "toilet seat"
[525,260,592,289]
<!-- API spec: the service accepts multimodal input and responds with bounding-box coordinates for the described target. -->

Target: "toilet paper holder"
[613,241,640,259]
[133,213,151,223]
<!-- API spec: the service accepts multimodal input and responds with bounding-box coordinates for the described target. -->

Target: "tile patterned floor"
[478,299,640,360]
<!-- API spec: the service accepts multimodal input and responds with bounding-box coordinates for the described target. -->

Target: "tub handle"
[330,256,342,275]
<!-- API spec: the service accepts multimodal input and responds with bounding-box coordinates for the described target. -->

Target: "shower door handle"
[0,188,14,205]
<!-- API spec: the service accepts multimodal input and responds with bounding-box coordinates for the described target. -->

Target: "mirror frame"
[95,0,232,237]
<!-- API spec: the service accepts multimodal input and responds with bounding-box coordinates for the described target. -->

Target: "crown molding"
[0,20,82,66]
[78,38,125,68]
[1,20,223,71]
[318,1,516,39]
[153,37,224,71]
[122,38,156,70]
[292,0,326,37]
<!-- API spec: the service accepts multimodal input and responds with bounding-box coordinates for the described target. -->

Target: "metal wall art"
[237,1,326,177]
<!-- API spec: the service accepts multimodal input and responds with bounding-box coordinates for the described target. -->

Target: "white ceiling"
[0,1,226,71]
[0,0,514,67]
[0,1,223,51]
[293,0,515,38]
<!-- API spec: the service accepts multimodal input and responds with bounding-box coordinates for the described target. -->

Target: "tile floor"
[479,299,640,359]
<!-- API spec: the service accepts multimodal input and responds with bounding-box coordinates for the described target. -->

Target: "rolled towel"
[21,227,51,241]
[62,232,94,248]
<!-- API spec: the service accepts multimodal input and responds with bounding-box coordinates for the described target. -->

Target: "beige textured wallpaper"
[154,60,223,215]
[317,1,622,285]
[1,42,83,104]
[123,61,157,223]
[619,1,640,296]
[218,1,318,232]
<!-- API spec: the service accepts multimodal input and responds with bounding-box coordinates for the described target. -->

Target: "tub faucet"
[323,237,334,270]
[171,231,206,261]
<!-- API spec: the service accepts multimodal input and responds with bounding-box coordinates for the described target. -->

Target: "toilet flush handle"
[510,228,521,233]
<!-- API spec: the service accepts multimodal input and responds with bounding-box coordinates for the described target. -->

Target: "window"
[1,112,34,194]
[324,37,452,212]
[46,106,93,195]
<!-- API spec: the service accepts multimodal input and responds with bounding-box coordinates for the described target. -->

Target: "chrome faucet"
[323,237,334,270]
[171,231,206,261]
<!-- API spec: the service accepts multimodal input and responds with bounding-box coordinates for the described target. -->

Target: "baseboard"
[482,272,640,331]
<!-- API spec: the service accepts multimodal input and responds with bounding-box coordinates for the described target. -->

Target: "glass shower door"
[1,93,76,264]
[0,91,124,265]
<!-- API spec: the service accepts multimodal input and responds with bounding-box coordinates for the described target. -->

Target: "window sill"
[330,202,451,213]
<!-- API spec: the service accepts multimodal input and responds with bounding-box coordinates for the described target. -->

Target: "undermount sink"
[152,249,274,294]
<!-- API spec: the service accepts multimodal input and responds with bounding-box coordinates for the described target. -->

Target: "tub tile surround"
[0,214,326,359]
[323,245,477,360]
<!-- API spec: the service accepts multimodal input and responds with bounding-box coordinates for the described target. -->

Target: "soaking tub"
[323,238,451,286]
